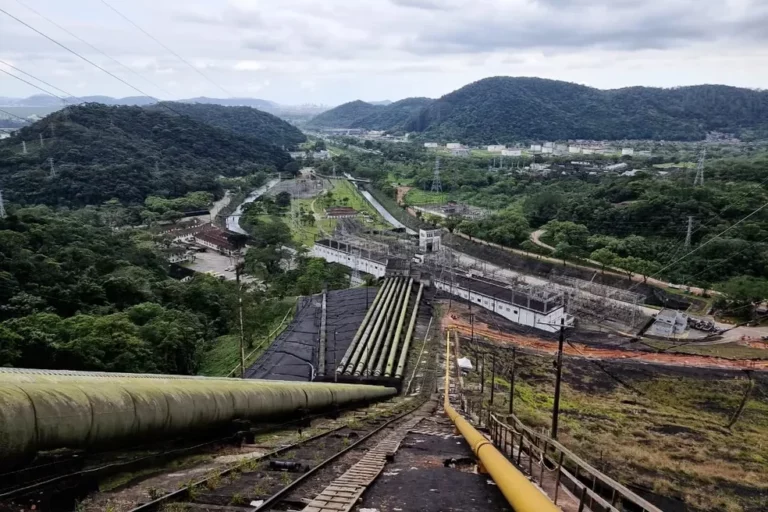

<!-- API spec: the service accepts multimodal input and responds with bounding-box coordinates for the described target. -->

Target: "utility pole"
[236,264,246,379]
[479,351,485,394]
[489,354,496,408]
[508,347,516,414]
[21,141,27,155]
[685,216,694,247]
[0,189,6,219]
[49,158,55,177]
[551,318,566,439]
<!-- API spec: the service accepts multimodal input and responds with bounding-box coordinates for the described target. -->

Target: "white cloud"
[0,0,765,104]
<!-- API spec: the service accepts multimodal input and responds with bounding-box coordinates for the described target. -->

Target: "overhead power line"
[13,0,174,99]
[0,6,189,120]
[0,6,160,102]
[0,58,79,101]
[0,66,71,103]
[99,0,234,98]
[0,107,32,123]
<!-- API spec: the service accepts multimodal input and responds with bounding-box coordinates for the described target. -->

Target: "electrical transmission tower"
[693,149,706,186]
[685,216,693,247]
[431,156,442,193]
[0,189,6,219]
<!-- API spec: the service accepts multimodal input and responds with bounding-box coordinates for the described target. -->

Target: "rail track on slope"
[128,396,431,512]
[0,401,398,512]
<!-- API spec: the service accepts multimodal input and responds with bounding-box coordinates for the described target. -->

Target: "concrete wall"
[311,244,386,278]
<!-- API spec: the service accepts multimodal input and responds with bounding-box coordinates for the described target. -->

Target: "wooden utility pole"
[479,351,485,394]
[236,264,246,379]
[489,354,496,407]
[551,318,565,439]
[508,347,516,414]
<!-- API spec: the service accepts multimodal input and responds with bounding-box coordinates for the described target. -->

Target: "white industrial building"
[530,144,542,152]
[582,148,595,155]
[648,309,688,337]
[419,228,442,252]
[543,142,554,148]
[568,146,582,154]
[311,239,387,278]
[621,148,635,156]
[434,273,571,333]
[424,142,439,148]
[446,142,463,149]
[542,147,554,154]
[487,145,506,152]
[502,149,522,157]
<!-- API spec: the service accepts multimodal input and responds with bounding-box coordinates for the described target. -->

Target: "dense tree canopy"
[158,102,306,148]
[404,77,768,142]
[0,104,291,208]
[0,206,264,373]
[307,98,434,131]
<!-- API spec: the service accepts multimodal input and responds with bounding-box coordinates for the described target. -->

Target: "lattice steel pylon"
[693,148,706,186]
[431,156,442,193]
[0,189,6,219]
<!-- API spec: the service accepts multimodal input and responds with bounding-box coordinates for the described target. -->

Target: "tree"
[590,248,618,273]
[283,161,300,176]
[458,220,478,240]
[275,191,292,208]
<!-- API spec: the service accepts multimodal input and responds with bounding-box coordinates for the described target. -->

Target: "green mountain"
[160,102,306,147]
[404,77,768,142]
[307,97,434,130]
[350,97,434,130]
[0,104,291,208]
[306,100,381,129]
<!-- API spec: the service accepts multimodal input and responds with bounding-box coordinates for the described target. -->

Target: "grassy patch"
[198,302,294,376]
[464,348,768,512]
[404,188,449,206]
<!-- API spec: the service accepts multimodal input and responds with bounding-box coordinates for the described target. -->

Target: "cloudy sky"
[1,0,767,105]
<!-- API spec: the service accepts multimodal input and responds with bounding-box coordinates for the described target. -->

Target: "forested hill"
[404,77,768,142]
[0,104,291,208]
[162,103,306,147]
[306,100,381,129]
[306,97,434,130]
[350,97,434,130]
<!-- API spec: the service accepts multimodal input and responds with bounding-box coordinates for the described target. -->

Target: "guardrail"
[459,392,662,512]
[443,332,559,512]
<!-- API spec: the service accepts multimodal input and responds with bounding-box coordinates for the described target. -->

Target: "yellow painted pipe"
[443,331,559,512]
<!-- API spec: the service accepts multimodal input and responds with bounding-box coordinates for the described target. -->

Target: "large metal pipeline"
[337,279,391,374]
[442,332,559,512]
[348,278,399,375]
[373,278,413,376]
[0,369,396,469]
[393,282,424,378]
[384,278,413,377]
[362,278,405,376]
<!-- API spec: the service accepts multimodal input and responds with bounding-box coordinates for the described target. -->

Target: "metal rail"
[130,397,428,512]
[443,330,560,512]
[253,397,428,511]
[488,413,662,512]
